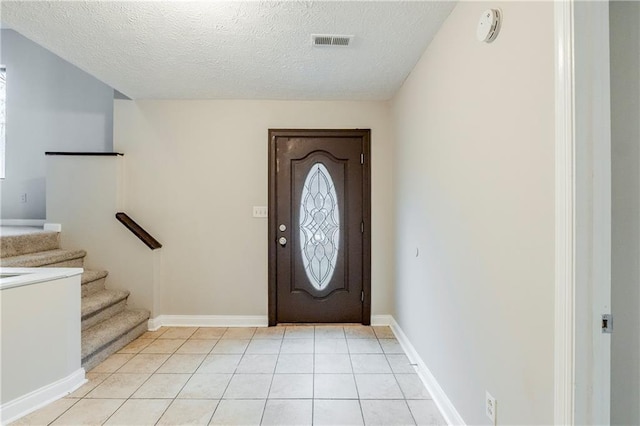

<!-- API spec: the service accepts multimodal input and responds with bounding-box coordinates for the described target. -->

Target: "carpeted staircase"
[0,228,149,371]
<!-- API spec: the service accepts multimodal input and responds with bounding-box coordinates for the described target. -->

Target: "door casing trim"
[555,1,612,422]
[268,129,371,326]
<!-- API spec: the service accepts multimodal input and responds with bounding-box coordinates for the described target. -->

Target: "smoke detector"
[477,9,502,43]
[312,34,353,47]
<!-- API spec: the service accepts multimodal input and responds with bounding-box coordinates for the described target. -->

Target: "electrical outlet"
[20,193,27,203]
[486,391,497,424]
[252,206,268,218]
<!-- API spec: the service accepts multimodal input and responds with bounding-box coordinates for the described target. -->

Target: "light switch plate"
[253,206,268,218]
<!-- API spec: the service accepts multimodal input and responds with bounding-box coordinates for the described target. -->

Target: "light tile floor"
[11,326,446,426]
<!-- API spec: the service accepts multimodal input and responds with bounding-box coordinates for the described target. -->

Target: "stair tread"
[0,248,86,267]
[0,231,60,257]
[82,269,108,285]
[81,289,130,318]
[82,309,149,359]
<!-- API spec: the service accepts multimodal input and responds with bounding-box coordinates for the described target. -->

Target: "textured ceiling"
[1,1,456,100]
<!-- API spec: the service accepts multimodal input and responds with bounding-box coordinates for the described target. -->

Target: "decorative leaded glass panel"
[299,163,340,290]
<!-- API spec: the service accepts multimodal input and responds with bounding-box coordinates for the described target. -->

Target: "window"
[0,66,5,179]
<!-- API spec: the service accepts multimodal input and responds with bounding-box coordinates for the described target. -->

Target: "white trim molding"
[0,219,46,227]
[0,368,85,425]
[370,314,394,326]
[150,314,396,330]
[148,315,269,330]
[554,0,576,424]
[554,1,614,423]
[43,223,62,232]
[388,317,465,425]
[570,1,612,423]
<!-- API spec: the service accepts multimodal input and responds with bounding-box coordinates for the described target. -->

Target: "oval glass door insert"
[299,163,340,290]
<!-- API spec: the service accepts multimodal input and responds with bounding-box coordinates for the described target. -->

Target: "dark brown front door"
[268,129,371,325]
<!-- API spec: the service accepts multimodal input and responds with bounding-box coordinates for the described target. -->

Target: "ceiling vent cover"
[312,34,353,47]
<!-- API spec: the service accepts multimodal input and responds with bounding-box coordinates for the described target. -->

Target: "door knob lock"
[278,237,287,246]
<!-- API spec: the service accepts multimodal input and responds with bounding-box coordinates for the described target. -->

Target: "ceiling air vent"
[312,34,353,47]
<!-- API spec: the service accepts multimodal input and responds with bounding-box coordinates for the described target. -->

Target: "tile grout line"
[348,331,368,425]
[311,326,316,426]
[196,326,229,425]
[153,327,209,425]
[103,328,182,424]
[383,327,419,425]
[213,327,257,423]
[258,327,283,425]
[85,328,207,425]
[66,333,161,425]
[44,394,81,426]
[99,399,127,425]
[384,330,419,426]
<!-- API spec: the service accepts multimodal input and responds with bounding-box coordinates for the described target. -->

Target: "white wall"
[610,2,640,424]
[391,2,554,424]
[46,155,156,314]
[113,100,395,318]
[0,30,114,220]
[1,271,81,412]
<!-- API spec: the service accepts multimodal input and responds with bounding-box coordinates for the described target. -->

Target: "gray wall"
[0,29,114,220]
[391,2,555,423]
[610,2,640,424]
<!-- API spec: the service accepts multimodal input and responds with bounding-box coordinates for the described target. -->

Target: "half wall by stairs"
[0,228,149,371]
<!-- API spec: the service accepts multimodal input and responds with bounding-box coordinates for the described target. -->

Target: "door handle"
[278,237,287,247]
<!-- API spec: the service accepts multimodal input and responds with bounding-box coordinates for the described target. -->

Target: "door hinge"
[360,153,364,164]
[361,291,364,302]
[602,314,613,333]
[360,221,364,233]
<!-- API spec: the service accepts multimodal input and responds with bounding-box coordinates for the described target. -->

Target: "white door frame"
[555,1,612,424]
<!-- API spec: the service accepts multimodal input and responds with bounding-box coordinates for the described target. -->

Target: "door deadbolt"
[278,237,287,246]
[279,224,287,232]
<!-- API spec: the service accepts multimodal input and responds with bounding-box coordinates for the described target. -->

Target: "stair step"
[0,231,60,258]
[82,270,108,285]
[82,309,150,370]
[81,289,130,330]
[0,248,86,268]
[81,270,109,297]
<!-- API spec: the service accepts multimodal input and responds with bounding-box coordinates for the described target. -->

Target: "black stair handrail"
[45,152,124,156]
[115,212,162,250]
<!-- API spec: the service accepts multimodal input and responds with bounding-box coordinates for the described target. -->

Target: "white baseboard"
[148,315,269,330]
[0,219,46,227]
[0,368,86,425]
[149,314,393,330]
[43,223,62,232]
[388,317,466,425]
[371,314,394,326]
